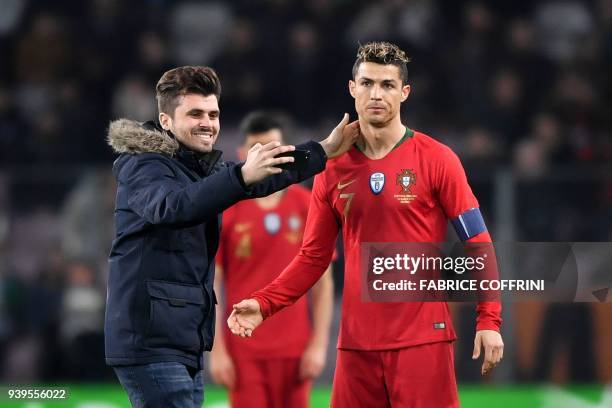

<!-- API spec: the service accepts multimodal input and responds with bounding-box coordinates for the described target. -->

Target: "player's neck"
[255,189,285,209]
[357,118,406,159]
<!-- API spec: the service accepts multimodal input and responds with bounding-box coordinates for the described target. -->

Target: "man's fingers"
[260,141,281,151]
[227,314,240,335]
[267,156,295,167]
[491,347,499,366]
[342,121,360,140]
[493,344,503,364]
[301,360,322,380]
[267,144,295,158]
[236,317,255,330]
[346,120,360,131]
[482,352,494,375]
[217,373,230,388]
[210,369,221,384]
[214,367,231,389]
[474,331,504,375]
[249,142,263,152]
[268,167,283,174]
[484,344,493,366]
[235,315,255,330]
[472,336,481,359]
[232,300,251,312]
[299,356,316,380]
[228,311,255,336]
[334,113,350,130]
[229,299,261,338]
[226,369,236,390]
[300,361,313,380]
[221,365,236,390]
[481,345,498,375]
[261,141,294,152]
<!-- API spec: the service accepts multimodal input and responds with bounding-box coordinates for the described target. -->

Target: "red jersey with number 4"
[253,130,501,351]
[217,185,313,359]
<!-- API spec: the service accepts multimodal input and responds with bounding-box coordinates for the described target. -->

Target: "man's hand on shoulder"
[473,329,504,375]
[319,113,360,158]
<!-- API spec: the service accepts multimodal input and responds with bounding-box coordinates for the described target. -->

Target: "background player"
[227,42,504,407]
[210,112,334,408]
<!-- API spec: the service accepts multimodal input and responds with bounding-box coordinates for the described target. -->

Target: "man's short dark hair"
[156,66,221,117]
[239,111,282,136]
[352,41,411,85]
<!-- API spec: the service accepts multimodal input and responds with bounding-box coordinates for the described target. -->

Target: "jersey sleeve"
[297,186,338,261]
[435,146,502,332]
[434,146,479,219]
[467,231,502,332]
[251,172,339,319]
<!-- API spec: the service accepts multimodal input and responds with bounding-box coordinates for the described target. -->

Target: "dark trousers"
[114,362,203,408]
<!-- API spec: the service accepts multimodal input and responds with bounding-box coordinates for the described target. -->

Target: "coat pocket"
[145,280,206,352]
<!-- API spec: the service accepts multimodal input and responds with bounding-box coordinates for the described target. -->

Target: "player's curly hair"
[156,66,221,117]
[352,41,410,85]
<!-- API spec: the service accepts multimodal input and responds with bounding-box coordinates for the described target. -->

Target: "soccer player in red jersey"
[210,112,334,408]
[227,42,504,407]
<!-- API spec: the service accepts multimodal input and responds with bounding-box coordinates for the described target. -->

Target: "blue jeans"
[114,362,204,408]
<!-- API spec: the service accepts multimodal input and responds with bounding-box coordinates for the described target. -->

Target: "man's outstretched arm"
[228,172,340,337]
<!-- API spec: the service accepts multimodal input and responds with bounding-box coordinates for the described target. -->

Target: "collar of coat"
[107,119,223,173]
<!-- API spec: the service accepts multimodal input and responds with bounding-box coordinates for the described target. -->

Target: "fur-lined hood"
[107,119,179,156]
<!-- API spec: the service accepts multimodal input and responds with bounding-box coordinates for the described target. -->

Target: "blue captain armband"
[451,207,487,241]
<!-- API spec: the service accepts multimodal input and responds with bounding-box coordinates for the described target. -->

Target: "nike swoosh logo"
[337,180,356,189]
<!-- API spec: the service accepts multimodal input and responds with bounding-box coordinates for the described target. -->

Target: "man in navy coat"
[105,66,358,407]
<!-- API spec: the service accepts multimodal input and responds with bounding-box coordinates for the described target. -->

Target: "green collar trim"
[355,127,414,153]
[392,127,414,150]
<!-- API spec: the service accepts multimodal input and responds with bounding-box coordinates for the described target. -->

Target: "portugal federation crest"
[369,172,385,195]
[396,169,416,194]
[264,213,281,235]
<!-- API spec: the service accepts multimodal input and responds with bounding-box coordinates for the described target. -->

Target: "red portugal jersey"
[253,129,501,351]
[217,184,312,359]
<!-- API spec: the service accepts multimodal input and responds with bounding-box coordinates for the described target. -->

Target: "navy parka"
[104,119,327,369]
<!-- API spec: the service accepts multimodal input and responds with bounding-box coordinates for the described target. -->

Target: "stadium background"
[0,0,611,406]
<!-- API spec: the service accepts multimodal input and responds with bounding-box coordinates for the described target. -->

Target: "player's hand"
[209,348,236,390]
[227,299,263,337]
[319,113,360,158]
[299,341,327,380]
[240,142,296,185]
[472,329,504,375]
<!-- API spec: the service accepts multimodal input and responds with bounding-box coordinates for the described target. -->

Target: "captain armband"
[451,207,487,241]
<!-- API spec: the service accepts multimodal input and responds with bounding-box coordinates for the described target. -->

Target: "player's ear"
[401,84,411,102]
[349,80,356,98]
[159,112,172,131]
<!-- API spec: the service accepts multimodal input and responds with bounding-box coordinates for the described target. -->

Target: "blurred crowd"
[1,0,612,167]
[0,0,611,384]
